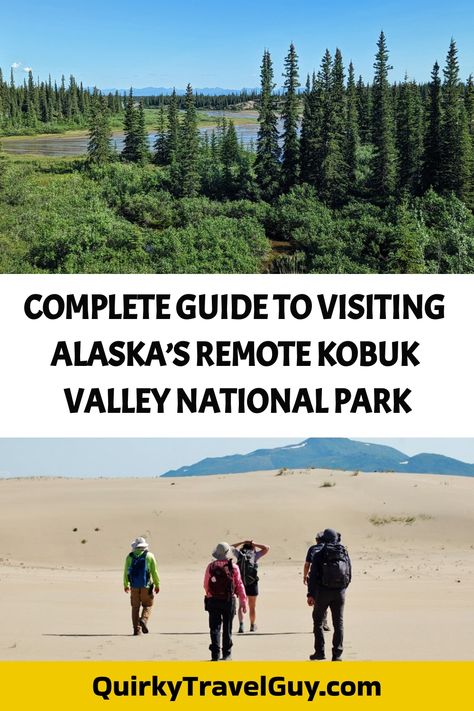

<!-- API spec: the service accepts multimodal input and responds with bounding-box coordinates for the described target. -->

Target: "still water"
[1,112,268,157]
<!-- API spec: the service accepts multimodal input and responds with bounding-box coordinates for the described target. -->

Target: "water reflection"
[1,112,268,157]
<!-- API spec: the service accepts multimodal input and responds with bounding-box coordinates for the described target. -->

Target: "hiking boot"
[139,619,149,634]
[309,653,325,660]
[210,645,220,661]
[238,622,244,633]
[250,623,257,632]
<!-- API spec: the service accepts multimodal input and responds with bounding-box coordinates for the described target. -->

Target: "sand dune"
[0,468,473,660]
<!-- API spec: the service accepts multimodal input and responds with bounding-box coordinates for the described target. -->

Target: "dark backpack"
[237,549,259,587]
[320,543,351,589]
[208,561,235,600]
[128,550,150,588]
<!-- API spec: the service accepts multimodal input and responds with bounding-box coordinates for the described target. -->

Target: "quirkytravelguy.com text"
[92,674,382,702]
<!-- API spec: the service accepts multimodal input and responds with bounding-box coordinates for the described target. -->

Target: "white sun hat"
[131,537,149,550]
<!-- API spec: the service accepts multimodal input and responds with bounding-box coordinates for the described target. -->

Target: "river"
[0,111,268,157]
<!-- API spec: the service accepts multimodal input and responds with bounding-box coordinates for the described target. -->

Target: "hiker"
[232,539,269,633]
[303,531,324,585]
[303,531,341,632]
[123,537,160,636]
[204,542,247,661]
[307,528,351,661]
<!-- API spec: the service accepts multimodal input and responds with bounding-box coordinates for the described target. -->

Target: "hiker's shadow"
[157,630,209,637]
[43,633,131,638]
[43,631,310,637]
[161,631,308,636]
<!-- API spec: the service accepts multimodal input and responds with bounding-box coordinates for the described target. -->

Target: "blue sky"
[0,439,473,478]
[1,1,473,89]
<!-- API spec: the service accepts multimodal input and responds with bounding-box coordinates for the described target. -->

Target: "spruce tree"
[166,89,179,162]
[79,83,86,115]
[281,42,300,190]
[300,75,312,183]
[345,62,359,190]
[122,89,137,162]
[422,61,443,191]
[210,130,218,160]
[26,70,38,123]
[134,100,149,164]
[397,76,423,193]
[114,90,121,114]
[255,49,280,200]
[69,75,80,123]
[465,75,474,203]
[356,76,372,144]
[153,106,168,165]
[221,119,240,164]
[312,49,333,194]
[326,48,349,204]
[315,48,349,205]
[235,151,259,200]
[465,75,474,139]
[220,119,240,197]
[388,201,426,273]
[371,31,397,200]
[439,40,471,198]
[87,91,112,165]
[9,69,18,125]
[300,72,320,186]
[26,95,37,128]
[176,83,200,196]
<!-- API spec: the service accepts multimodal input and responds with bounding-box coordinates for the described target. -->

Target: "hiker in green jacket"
[123,537,160,636]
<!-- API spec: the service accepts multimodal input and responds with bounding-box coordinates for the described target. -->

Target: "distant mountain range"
[99,87,259,96]
[162,438,474,478]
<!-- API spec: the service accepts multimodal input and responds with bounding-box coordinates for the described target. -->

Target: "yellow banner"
[0,661,471,710]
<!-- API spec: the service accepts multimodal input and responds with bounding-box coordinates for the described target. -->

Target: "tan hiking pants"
[130,587,154,633]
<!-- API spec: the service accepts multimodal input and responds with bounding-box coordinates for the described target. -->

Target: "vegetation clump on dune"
[369,514,432,526]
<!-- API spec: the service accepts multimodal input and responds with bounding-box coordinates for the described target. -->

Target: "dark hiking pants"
[206,598,235,659]
[312,587,346,659]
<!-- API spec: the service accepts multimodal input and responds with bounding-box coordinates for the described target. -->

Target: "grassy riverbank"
[0,108,258,143]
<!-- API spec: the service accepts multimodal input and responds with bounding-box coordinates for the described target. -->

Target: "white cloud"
[11,61,33,73]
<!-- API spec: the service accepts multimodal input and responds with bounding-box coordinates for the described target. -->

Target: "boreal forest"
[1,33,474,274]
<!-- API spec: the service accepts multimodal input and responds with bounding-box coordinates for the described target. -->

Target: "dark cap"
[322,528,339,543]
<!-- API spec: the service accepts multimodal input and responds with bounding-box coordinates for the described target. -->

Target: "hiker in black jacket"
[307,528,351,661]
[232,540,269,633]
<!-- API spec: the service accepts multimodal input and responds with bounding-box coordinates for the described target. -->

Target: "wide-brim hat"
[212,542,231,560]
[131,537,149,550]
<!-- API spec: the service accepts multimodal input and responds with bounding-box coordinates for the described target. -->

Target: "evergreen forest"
[1,33,474,274]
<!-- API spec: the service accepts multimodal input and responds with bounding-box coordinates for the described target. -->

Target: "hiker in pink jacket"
[204,542,247,661]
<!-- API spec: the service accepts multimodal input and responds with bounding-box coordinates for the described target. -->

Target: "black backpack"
[208,561,235,600]
[320,543,351,589]
[237,549,259,587]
